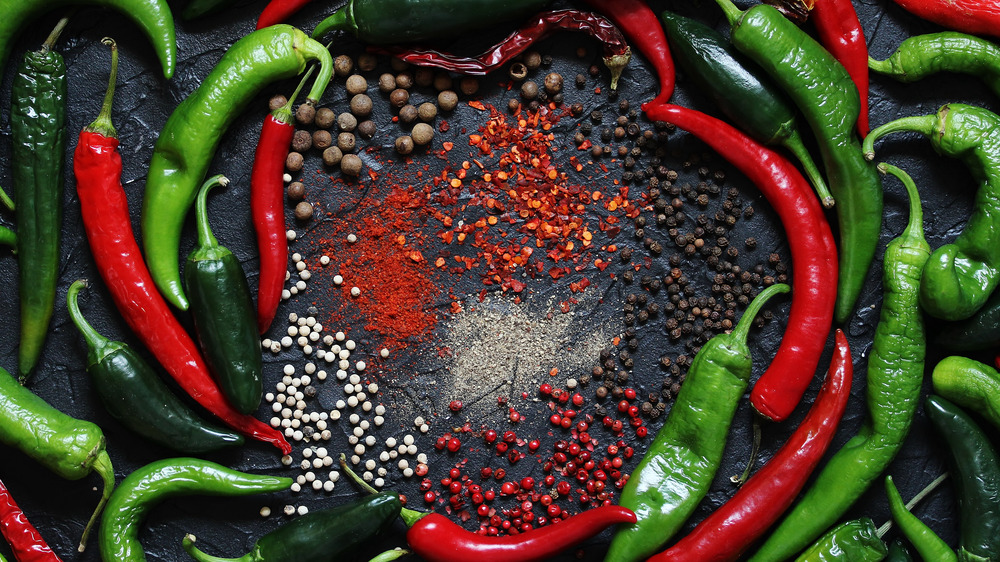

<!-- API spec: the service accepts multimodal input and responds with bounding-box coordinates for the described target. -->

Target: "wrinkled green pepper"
[931,356,1000,430]
[794,518,887,562]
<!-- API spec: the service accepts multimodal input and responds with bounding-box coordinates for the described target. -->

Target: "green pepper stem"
[84,38,119,139]
[729,283,789,342]
[867,55,893,75]
[311,7,350,39]
[862,114,936,161]
[297,37,334,104]
[732,416,762,485]
[274,62,318,125]
[78,450,115,552]
[194,175,228,249]
[877,163,925,242]
[714,0,743,26]
[41,15,71,53]
[782,130,835,208]
[339,454,426,527]
[66,279,113,352]
[182,534,252,562]
[0,185,13,212]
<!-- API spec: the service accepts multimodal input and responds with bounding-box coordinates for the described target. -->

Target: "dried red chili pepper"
[0,477,61,562]
[890,0,1000,39]
[580,0,674,107]
[71,38,291,455]
[255,0,313,29]
[372,10,631,89]
[644,103,837,423]
[648,329,853,562]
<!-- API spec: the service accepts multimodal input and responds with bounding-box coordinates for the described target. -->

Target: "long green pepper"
[715,0,882,324]
[869,32,1000,97]
[605,283,789,562]
[931,356,1000,430]
[884,476,957,562]
[751,163,929,561]
[864,103,1000,321]
[11,20,69,380]
[142,24,333,310]
[793,519,888,562]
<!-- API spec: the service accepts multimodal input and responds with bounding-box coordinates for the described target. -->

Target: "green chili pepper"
[142,24,333,310]
[884,476,957,562]
[606,282,790,562]
[67,279,245,452]
[0,365,114,552]
[0,0,174,83]
[794,518,888,562]
[931,356,1000,431]
[714,0,882,324]
[886,539,914,562]
[0,226,14,250]
[182,491,402,562]
[869,32,1000,96]
[925,395,1000,562]
[864,103,1000,321]
[750,163,929,561]
[99,458,292,562]
[12,20,68,380]
[932,287,1000,351]
[312,0,550,41]
[659,10,833,207]
[185,175,263,414]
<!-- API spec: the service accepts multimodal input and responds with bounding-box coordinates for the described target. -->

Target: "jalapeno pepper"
[142,25,333,310]
[794,518,888,562]
[607,283,790,562]
[931,356,1000,430]
[715,0,883,327]
[11,19,68,380]
[884,475,957,562]
[925,394,1000,562]
[751,163,929,561]
[181,491,402,562]
[98,458,292,562]
[0,366,114,553]
[864,103,1000,321]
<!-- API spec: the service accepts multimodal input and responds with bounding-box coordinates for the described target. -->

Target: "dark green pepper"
[794,518,888,562]
[925,394,1000,562]
[932,287,1000,351]
[66,279,245,453]
[312,0,551,41]
[12,20,68,380]
[607,283,789,561]
[884,476,957,562]
[659,10,832,207]
[182,491,403,562]
[886,539,914,562]
[185,175,263,415]
[869,32,1000,96]
[864,103,1000,321]
[931,356,1000,430]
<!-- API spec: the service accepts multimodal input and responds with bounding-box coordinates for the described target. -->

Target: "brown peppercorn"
[508,62,528,81]
[357,53,377,71]
[378,73,396,93]
[322,146,343,167]
[312,130,332,150]
[507,98,521,113]
[295,103,315,125]
[337,112,358,132]
[459,77,479,95]
[543,72,563,94]
[286,181,305,200]
[268,94,287,111]
[333,54,353,77]
[433,72,453,91]
[337,132,356,152]
[357,120,376,139]
[437,90,458,111]
[524,51,542,70]
[345,74,368,95]
[591,145,604,158]
[315,107,336,129]
[520,81,539,100]
[291,129,312,152]
[350,94,373,117]
[294,201,314,221]
[341,153,362,176]
[395,71,414,89]
[411,123,434,146]
[389,88,409,109]
[417,102,438,122]
[285,152,303,172]
[415,67,434,88]
[398,104,419,124]
[395,135,414,155]
[389,57,409,72]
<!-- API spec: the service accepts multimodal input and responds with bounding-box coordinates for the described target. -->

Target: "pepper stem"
[862,114,937,161]
[782,130,835,208]
[84,38,119,139]
[297,37,334,104]
[311,6,350,39]
[713,0,744,26]
[66,279,114,356]
[182,534,252,562]
[274,63,318,125]
[876,473,949,538]
[877,163,924,242]
[369,548,411,562]
[604,48,631,90]
[0,186,13,212]
[867,55,894,76]
[339,454,426,527]
[729,283,789,343]
[78,450,115,552]
[41,15,72,53]
[194,175,229,249]
[731,415,761,486]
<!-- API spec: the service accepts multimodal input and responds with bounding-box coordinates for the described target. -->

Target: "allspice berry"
[357,120,376,139]
[345,74,368,95]
[322,146,343,166]
[341,153,362,176]
[291,130,312,152]
[338,132,356,152]
[460,77,479,96]
[432,72,452,91]
[395,135,414,155]
[337,112,358,132]
[268,94,287,111]
[389,88,409,109]
[287,181,305,200]
[294,201,314,221]
[334,54,353,76]
[378,73,396,93]
[417,102,437,122]
[350,94,373,118]
[524,51,542,70]
[437,90,458,111]
[295,103,315,125]
[286,152,304,172]
[398,104,418,124]
[357,53,377,71]
[395,71,414,89]
[315,107,336,129]
[544,72,563,94]
[415,68,434,88]
[411,123,434,145]
[313,130,333,150]
[520,81,538,100]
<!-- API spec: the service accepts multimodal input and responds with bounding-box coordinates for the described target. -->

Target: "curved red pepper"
[251,111,293,334]
[405,506,636,562]
[256,0,314,29]
[644,104,837,422]
[648,329,853,562]
[891,0,1000,38]
[580,0,675,108]
[813,0,869,137]
[0,477,61,562]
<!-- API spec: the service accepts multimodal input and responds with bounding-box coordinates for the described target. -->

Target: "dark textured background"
[0,0,996,559]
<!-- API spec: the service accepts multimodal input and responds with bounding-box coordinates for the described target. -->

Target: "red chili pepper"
[890,0,1000,39]
[647,329,853,562]
[71,38,291,455]
[580,0,675,108]
[810,0,870,137]
[371,10,631,89]
[644,104,837,422]
[404,506,636,562]
[0,477,61,562]
[255,0,314,29]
